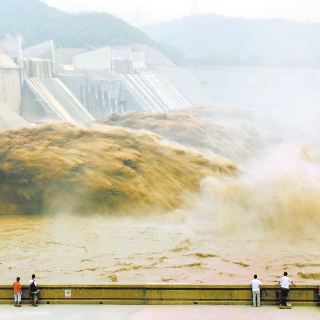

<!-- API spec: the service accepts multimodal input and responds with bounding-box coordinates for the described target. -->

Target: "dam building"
[58,44,193,115]
[21,58,94,124]
[0,36,210,129]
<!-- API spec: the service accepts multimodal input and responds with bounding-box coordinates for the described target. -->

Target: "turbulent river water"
[1,66,320,285]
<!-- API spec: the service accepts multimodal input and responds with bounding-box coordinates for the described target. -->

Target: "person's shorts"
[14,293,21,303]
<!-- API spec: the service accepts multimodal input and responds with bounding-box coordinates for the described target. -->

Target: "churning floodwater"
[1,66,320,285]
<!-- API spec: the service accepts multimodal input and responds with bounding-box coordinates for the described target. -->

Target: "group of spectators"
[11,271,295,307]
[12,274,40,307]
[250,272,295,307]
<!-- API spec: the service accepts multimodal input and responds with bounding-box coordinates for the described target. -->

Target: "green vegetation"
[0,0,151,47]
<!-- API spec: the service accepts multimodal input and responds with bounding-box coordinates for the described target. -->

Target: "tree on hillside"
[0,0,151,48]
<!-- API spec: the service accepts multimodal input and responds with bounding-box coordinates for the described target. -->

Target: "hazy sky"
[43,0,320,26]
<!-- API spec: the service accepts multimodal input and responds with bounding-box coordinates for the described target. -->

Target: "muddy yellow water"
[0,215,319,285]
[0,108,319,285]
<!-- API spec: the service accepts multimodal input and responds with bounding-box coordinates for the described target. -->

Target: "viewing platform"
[1,305,320,320]
[0,285,319,306]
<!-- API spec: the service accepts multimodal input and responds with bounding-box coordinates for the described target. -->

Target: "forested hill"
[0,0,152,47]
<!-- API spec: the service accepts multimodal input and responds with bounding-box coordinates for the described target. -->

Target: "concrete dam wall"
[120,70,191,112]
[22,78,94,124]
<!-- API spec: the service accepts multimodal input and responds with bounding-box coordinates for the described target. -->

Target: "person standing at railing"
[13,277,22,307]
[29,274,40,307]
[250,274,262,307]
[279,271,295,306]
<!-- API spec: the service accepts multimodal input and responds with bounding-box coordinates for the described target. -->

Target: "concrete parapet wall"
[0,285,319,305]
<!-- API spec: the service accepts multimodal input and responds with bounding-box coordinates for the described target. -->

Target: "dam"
[0,37,208,130]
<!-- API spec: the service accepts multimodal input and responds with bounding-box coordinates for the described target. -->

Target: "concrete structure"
[59,70,127,117]
[19,40,94,124]
[23,58,54,78]
[1,305,320,320]
[21,77,94,124]
[73,47,112,71]
[23,41,55,63]
[60,44,194,115]
[0,38,210,126]
[112,58,134,74]
[0,285,319,306]
[0,38,94,126]
[119,70,191,111]
[0,35,23,66]
[0,49,21,111]
[20,52,94,124]
[72,44,174,72]
[55,47,89,71]
[60,68,192,115]
[63,43,214,114]
[0,49,28,130]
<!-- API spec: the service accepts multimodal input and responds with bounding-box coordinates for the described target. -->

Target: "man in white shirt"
[29,274,39,307]
[250,274,262,307]
[279,272,295,306]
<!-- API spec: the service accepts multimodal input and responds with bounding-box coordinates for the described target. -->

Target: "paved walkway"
[0,305,319,320]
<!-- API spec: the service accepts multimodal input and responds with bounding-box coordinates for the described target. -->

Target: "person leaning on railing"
[279,271,295,306]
